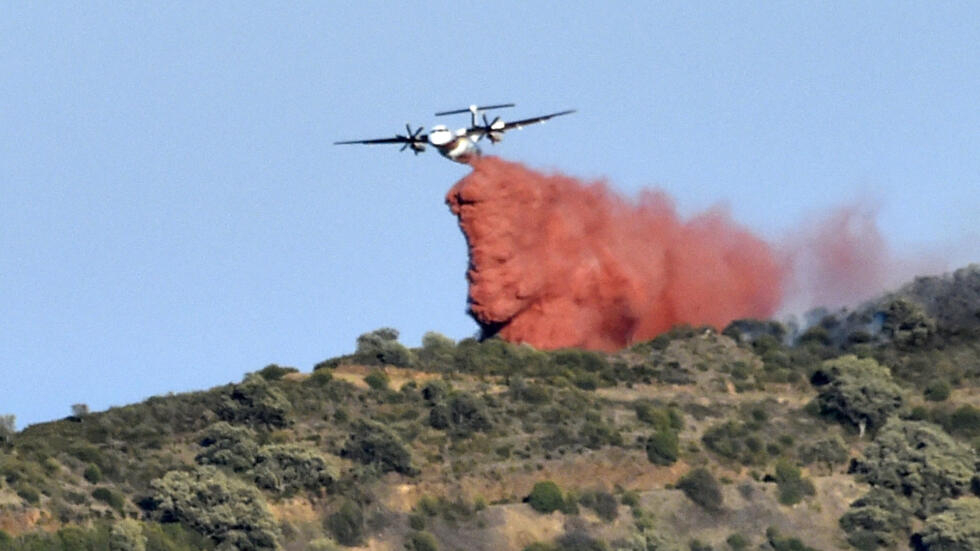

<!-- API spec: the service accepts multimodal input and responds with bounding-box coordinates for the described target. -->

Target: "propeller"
[479,113,506,144]
[396,123,426,154]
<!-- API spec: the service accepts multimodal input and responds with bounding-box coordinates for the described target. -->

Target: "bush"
[418,332,456,370]
[852,418,975,518]
[84,463,103,483]
[949,405,980,438]
[325,500,363,547]
[256,364,299,381]
[815,355,904,437]
[797,436,848,471]
[253,443,339,495]
[725,533,749,551]
[341,419,416,475]
[914,497,980,550]
[219,374,292,428]
[765,527,818,551]
[195,421,259,472]
[924,380,952,402]
[92,486,126,511]
[405,530,439,551]
[148,466,281,550]
[646,430,679,466]
[528,481,565,514]
[839,488,910,550]
[676,468,723,512]
[364,369,390,391]
[580,491,618,522]
[354,327,414,367]
[110,519,146,551]
[772,459,815,506]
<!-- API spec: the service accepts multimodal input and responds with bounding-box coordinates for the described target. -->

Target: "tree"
[341,419,416,475]
[839,488,911,551]
[148,466,281,550]
[110,519,146,551]
[915,497,980,551]
[354,327,414,367]
[196,422,260,472]
[418,332,456,370]
[881,297,935,349]
[252,444,339,496]
[815,355,904,437]
[527,481,565,514]
[851,419,975,518]
[219,374,292,428]
[676,468,723,512]
[325,500,363,547]
[646,429,679,466]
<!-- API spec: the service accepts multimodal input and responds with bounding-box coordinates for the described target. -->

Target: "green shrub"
[915,497,980,550]
[949,405,980,438]
[195,421,259,472]
[354,328,414,367]
[765,527,818,551]
[84,463,103,483]
[815,355,904,437]
[676,468,723,512]
[148,466,281,550]
[325,500,363,547]
[772,459,815,506]
[797,436,848,471]
[923,380,952,402]
[256,364,299,381]
[253,443,339,495]
[852,419,975,518]
[580,490,618,522]
[364,369,390,391]
[725,533,749,551]
[92,486,125,511]
[839,488,910,551]
[555,531,608,551]
[109,518,146,551]
[341,419,416,475]
[528,481,565,514]
[646,430,679,466]
[405,530,439,551]
[218,373,292,428]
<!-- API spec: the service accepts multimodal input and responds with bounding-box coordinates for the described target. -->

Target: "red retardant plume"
[446,157,784,351]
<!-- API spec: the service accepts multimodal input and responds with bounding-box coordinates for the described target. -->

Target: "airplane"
[334,103,575,163]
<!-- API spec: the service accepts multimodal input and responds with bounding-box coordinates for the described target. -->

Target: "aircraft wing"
[501,109,576,131]
[333,136,426,146]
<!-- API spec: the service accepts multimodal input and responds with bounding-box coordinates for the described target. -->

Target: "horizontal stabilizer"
[435,103,515,116]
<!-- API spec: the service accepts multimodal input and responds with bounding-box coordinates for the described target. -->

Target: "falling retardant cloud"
[446,157,784,351]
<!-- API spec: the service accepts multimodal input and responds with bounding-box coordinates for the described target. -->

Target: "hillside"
[1,265,979,551]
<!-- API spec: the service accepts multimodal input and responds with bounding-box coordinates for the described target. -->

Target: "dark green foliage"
[579,490,618,522]
[646,429,679,466]
[725,533,749,551]
[256,364,298,381]
[815,355,904,436]
[555,531,608,551]
[446,392,492,435]
[798,436,848,471]
[218,374,292,429]
[147,466,281,550]
[772,459,816,506]
[508,377,551,404]
[252,444,339,496]
[764,527,818,551]
[109,518,146,551]
[914,497,980,551]
[881,297,936,349]
[839,488,910,551]
[676,468,723,512]
[341,419,416,475]
[354,328,414,367]
[325,500,363,547]
[364,369,390,391]
[417,332,456,370]
[92,486,125,511]
[83,463,102,484]
[924,380,952,402]
[528,481,565,513]
[702,421,763,465]
[405,530,438,551]
[195,421,259,472]
[948,404,980,438]
[852,418,975,518]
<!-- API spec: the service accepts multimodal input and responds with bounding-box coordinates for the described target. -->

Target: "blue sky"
[2,3,978,428]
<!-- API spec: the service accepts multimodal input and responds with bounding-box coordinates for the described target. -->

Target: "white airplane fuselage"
[432,131,481,163]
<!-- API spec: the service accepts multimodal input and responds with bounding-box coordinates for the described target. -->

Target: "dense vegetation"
[0,265,978,550]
